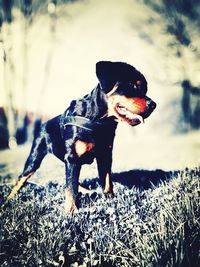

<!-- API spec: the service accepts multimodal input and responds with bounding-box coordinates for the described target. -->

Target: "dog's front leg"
[64,160,81,213]
[96,146,113,195]
[64,144,81,213]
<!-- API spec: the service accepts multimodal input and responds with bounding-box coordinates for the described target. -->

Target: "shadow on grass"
[81,169,179,191]
[112,169,178,189]
[0,168,178,202]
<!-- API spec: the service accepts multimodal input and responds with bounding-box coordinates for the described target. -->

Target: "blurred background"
[0,0,199,176]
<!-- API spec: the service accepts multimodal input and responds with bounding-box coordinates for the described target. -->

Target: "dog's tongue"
[116,106,144,124]
[123,109,144,123]
[128,113,144,123]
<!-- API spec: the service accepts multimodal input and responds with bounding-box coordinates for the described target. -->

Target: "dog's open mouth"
[115,104,144,126]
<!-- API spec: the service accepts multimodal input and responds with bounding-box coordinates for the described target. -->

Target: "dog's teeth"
[117,106,127,115]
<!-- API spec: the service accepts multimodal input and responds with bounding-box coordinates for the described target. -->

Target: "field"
[0,137,199,267]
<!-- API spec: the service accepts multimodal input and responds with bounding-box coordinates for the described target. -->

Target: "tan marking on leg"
[7,172,34,200]
[74,140,94,157]
[65,189,77,214]
[104,172,113,194]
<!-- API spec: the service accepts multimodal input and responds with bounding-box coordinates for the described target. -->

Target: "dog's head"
[96,61,156,126]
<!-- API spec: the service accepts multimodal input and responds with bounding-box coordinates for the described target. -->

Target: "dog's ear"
[96,61,138,93]
[96,61,117,93]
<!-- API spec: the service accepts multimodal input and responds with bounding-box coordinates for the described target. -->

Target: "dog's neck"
[64,84,115,123]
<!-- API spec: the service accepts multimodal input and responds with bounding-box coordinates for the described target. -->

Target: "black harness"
[62,115,117,133]
[63,116,102,131]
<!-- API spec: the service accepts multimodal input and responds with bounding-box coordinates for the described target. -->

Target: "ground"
[0,129,199,266]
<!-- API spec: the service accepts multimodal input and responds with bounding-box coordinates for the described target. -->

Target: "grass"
[0,168,199,267]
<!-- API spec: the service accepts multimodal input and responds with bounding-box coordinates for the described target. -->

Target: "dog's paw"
[65,189,78,214]
[64,200,78,214]
[104,190,115,199]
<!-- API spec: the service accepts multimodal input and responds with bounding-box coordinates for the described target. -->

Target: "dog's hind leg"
[7,172,35,200]
[7,133,48,200]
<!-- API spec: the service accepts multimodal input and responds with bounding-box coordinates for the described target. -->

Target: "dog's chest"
[75,141,95,165]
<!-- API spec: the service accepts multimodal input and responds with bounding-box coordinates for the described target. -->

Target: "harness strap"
[63,116,101,131]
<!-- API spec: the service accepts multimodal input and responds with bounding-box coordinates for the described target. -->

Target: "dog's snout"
[147,100,156,110]
[150,101,156,110]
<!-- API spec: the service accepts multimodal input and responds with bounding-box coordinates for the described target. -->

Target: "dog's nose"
[147,100,156,110]
[150,101,156,110]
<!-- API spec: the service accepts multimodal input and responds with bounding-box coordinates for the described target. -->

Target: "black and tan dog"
[7,61,156,212]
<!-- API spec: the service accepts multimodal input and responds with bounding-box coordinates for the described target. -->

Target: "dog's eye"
[136,80,141,86]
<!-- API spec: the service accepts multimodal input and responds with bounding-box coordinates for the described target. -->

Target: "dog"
[7,61,156,213]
